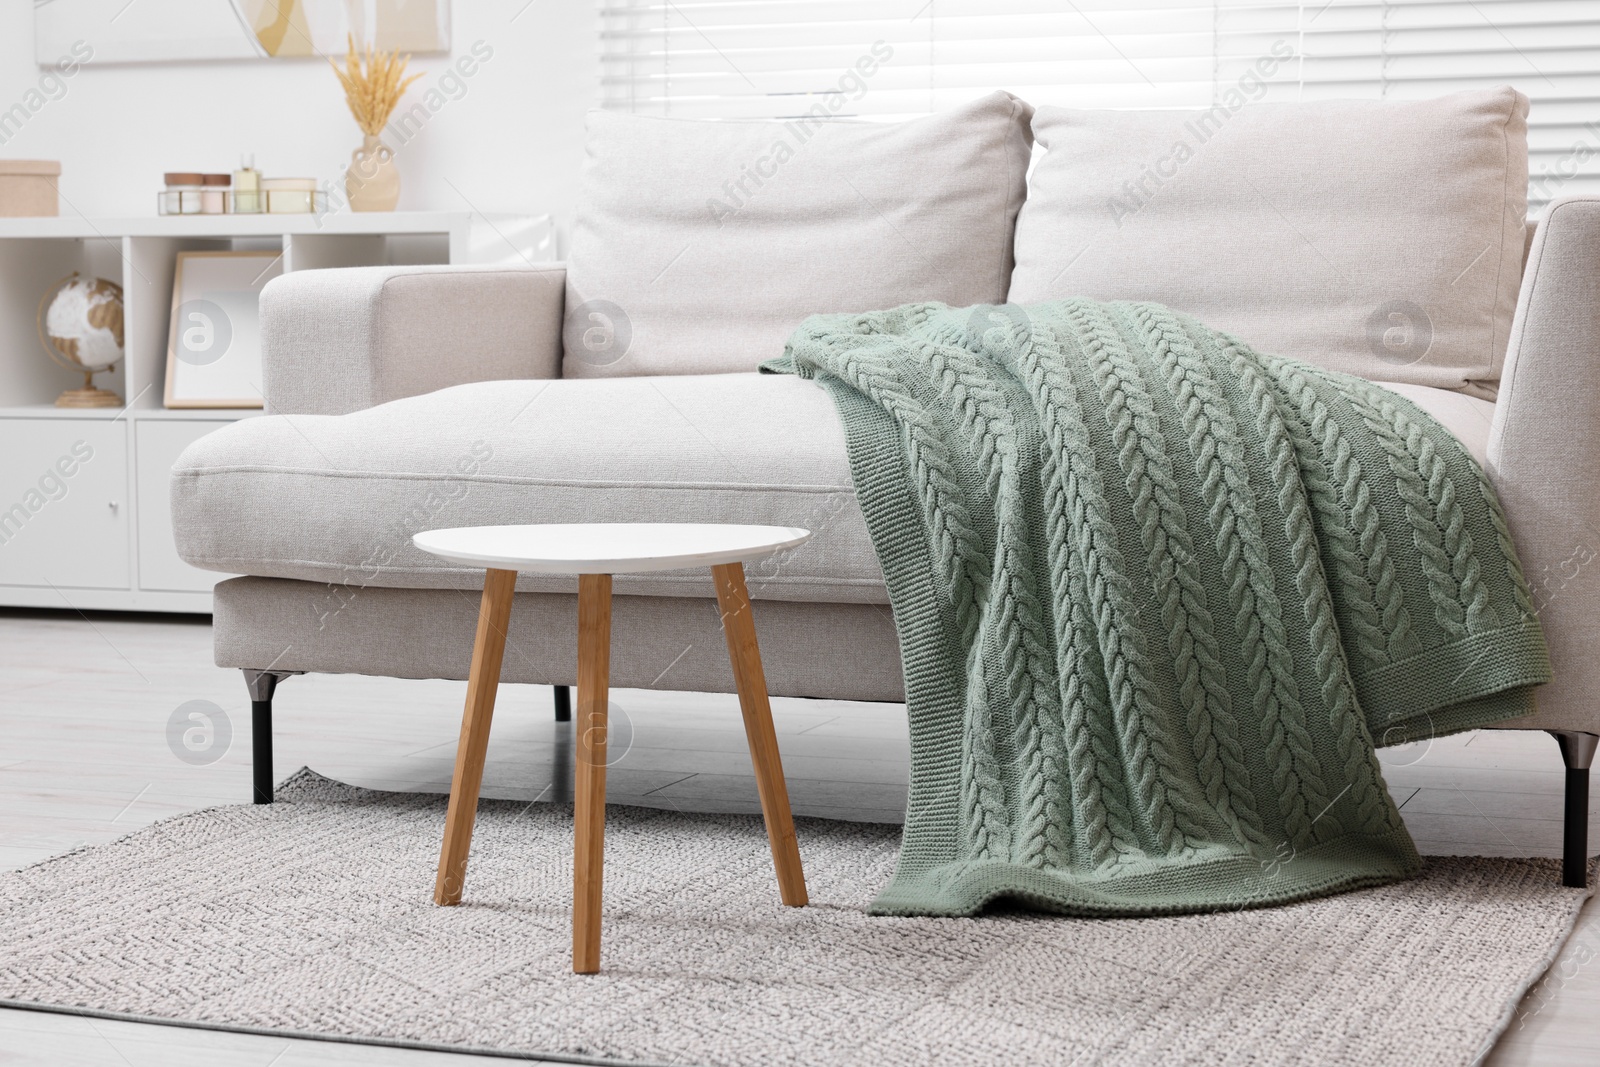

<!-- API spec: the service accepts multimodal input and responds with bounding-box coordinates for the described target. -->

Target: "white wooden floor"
[0,607,1594,1066]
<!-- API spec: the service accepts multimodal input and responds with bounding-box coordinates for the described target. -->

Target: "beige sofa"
[171,88,1600,887]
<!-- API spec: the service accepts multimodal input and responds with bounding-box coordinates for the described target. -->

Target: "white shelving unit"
[0,210,552,613]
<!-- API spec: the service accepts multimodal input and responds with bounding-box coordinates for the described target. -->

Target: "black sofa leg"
[1548,730,1598,888]
[243,670,298,805]
[554,685,572,723]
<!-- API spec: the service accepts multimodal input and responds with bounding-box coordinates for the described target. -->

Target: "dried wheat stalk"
[330,34,425,137]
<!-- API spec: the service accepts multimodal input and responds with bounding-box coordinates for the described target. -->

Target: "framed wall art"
[164,249,282,409]
[36,1,450,65]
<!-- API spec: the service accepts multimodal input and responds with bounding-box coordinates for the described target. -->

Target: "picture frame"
[36,1,451,65]
[164,250,283,409]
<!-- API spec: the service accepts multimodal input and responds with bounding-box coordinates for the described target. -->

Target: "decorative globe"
[39,273,124,408]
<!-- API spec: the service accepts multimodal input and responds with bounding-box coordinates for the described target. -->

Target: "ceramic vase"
[347,135,399,212]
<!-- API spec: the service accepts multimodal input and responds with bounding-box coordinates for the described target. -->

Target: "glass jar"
[161,172,204,215]
[263,177,317,214]
[200,174,230,214]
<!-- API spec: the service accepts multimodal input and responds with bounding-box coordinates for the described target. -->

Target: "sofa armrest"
[260,263,565,416]
[1487,196,1600,732]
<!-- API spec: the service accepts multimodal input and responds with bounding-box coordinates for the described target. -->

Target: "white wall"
[0,1,597,229]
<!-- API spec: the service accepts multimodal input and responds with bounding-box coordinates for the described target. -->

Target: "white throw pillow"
[564,90,1035,378]
[1008,88,1529,398]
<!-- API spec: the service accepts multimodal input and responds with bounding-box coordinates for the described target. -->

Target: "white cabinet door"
[136,419,235,593]
[0,420,130,590]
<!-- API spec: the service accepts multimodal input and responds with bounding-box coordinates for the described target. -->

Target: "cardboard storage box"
[0,161,60,217]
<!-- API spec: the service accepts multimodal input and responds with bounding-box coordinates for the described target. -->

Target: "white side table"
[413,522,813,974]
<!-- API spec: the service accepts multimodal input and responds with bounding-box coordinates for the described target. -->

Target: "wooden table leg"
[435,568,519,906]
[712,562,808,907]
[573,573,613,974]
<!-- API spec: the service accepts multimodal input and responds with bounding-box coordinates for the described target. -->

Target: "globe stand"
[39,272,125,411]
[56,369,121,409]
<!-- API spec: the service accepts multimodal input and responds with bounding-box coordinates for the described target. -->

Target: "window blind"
[1297,1,1600,209]
[600,0,1600,211]
[600,2,1303,120]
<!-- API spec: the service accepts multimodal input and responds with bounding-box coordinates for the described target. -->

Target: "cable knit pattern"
[1137,308,1336,851]
[1332,378,1498,639]
[769,299,1550,918]
[1223,338,1396,837]
[1018,323,1199,859]
[1038,416,1144,867]
[1264,358,1413,669]
[1063,303,1266,851]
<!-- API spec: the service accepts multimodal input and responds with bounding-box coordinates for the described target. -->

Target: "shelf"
[0,405,259,422]
[0,404,129,420]
[0,209,548,616]
[0,210,541,240]
[131,407,261,422]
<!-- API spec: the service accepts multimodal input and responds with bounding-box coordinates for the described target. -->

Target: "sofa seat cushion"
[172,373,885,604]
[1375,381,1494,465]
[171,372,1495,604]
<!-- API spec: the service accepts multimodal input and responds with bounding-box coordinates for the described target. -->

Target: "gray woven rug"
[0,769,1590,1067]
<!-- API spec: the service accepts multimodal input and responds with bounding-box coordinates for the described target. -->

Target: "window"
[600,0,1600,210]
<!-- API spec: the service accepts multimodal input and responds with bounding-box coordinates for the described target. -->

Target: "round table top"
[412,523,813,575]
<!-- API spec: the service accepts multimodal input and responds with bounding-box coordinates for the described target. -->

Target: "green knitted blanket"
[764,299,1551,918]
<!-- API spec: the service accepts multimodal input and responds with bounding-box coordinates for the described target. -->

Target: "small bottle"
[232,154,261,214]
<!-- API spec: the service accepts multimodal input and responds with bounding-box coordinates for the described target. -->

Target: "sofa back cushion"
[1008,88,1529,398]
[564,91,1034,378]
